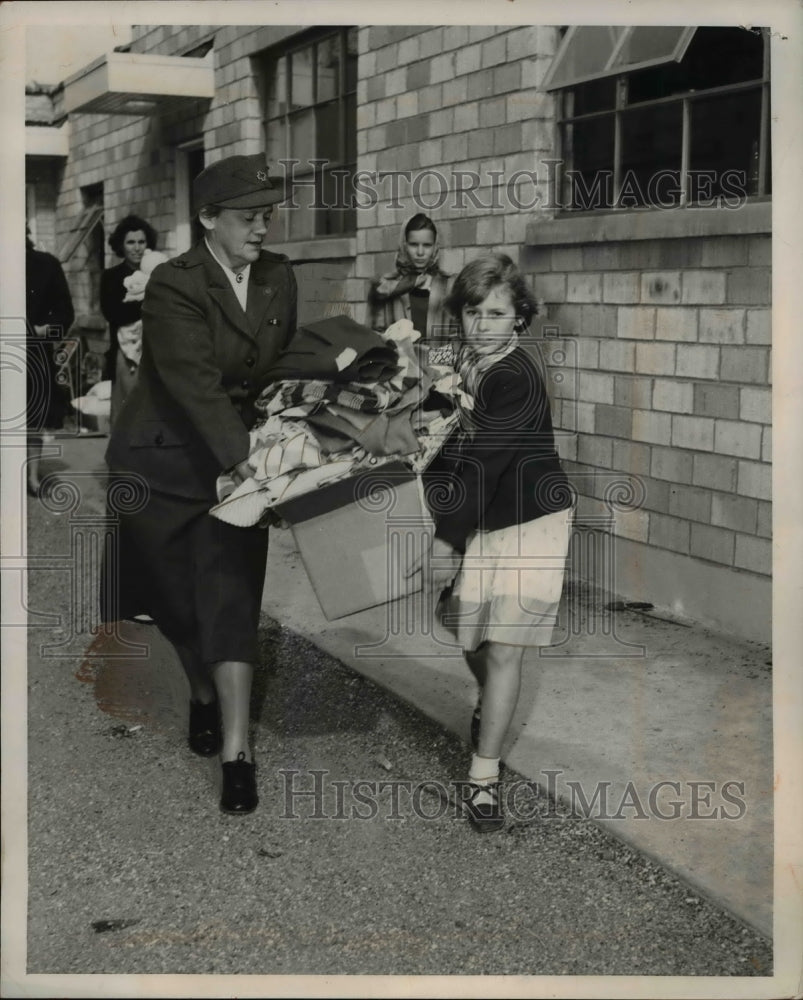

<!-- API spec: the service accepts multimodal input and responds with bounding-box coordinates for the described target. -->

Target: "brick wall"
[294,259,355,326]
[528,234,772,580]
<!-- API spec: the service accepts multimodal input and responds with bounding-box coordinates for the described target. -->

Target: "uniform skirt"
[99,482,269,664]
[439,507,573,652]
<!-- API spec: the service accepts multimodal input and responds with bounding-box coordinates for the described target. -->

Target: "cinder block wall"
[529,233,772,616]
[352,24,558,324]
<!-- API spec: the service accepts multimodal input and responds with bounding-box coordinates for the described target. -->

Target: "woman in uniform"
[101,154,296,814]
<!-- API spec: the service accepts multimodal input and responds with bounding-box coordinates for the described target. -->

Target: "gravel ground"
[20,484,773,979]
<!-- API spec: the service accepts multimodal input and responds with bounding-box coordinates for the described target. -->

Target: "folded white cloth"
[71,379,112,417]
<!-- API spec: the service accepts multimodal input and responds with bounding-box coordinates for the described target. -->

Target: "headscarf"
[372,218,448,302]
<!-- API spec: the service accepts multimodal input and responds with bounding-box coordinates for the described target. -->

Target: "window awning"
[62,50,214,116]
[542,25,697,90]
[26,123,70,157]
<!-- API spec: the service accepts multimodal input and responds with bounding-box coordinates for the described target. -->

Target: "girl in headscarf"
[368,213,454,340]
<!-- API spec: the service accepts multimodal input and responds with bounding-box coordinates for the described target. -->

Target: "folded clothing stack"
[210,317,462,528]
[263,314,400,384]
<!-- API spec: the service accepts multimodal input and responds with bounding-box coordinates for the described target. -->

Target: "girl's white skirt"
[439,507,572,652]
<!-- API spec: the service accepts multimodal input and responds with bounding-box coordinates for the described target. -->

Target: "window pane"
[345,28,358,93]
[318,166,355,236]
[563,116,615,210]
[290,46,313,109]
[316,100,341,165]
[317,35,340,102]
[266,55,287,118]
[619,103,682,207]
[264,118,284,165]
[569,77,617,116]
[689,88,763,200]
[628,27,765,103]
[612,26,691,69]
[288,179,315,240]
[263,28,358,236]
[289,108,315,170]
[546,26,627,89]
[343,93,357,161]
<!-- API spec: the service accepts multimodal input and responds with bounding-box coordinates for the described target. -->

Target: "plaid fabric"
[255,379,398,416]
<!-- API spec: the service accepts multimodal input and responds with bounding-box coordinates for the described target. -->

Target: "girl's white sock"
[469,753,500,784]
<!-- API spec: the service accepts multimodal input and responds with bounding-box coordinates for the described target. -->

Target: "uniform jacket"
[425,345,573,554]
[106,240,297,500]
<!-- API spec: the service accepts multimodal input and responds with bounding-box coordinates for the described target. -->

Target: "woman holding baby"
[100,214,161,423]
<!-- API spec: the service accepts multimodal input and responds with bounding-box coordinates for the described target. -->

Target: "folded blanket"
[264,315,400,383]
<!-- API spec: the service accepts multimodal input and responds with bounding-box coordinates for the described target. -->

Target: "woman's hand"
[405,534,462,593]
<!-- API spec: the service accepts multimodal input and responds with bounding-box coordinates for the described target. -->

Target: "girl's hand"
[430,536,462,592]
[405,535,461,592]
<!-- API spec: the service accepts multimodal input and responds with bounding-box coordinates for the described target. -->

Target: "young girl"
[368,213,454,339]
[419,253,574,832]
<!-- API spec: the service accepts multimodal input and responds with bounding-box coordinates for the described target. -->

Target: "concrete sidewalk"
[42,432,774,939]
[261,520,773,940]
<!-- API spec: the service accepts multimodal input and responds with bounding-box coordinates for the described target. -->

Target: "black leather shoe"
[220,751,258,814]
[188,699,221,757]
[462,781,504,833]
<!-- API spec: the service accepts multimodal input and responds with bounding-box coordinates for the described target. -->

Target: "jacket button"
[155,432,164,446]
[241,380,249,390]
[245,356,255,367]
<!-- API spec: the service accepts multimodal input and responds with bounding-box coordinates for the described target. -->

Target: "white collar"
[204,237,251,285]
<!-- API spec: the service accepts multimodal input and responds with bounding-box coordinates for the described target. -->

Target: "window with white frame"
[260,27,358,240]
[543,26,771,212]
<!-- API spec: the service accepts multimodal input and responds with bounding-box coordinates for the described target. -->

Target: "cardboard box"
[274,460,434,620]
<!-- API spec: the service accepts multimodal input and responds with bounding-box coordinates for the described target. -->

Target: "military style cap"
[192,153,286,212]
